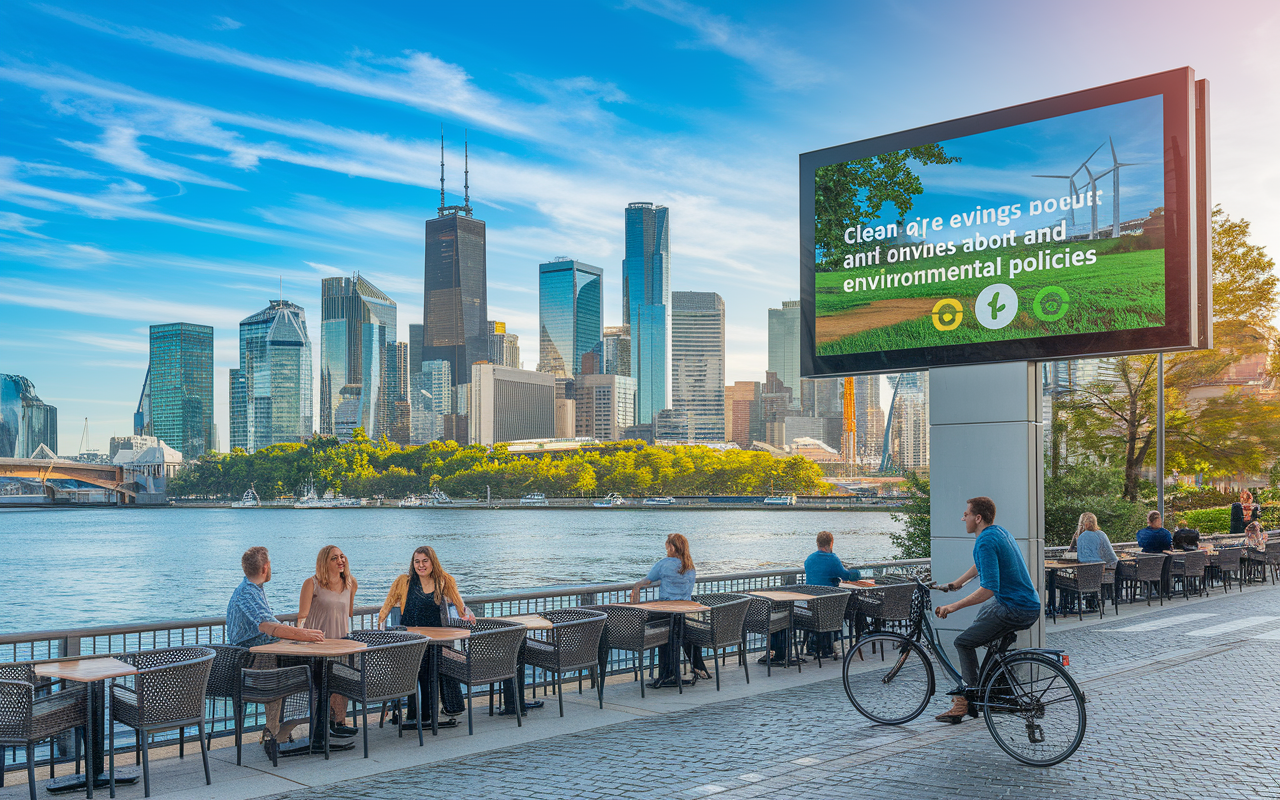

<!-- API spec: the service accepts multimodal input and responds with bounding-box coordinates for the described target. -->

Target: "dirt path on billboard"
[817,297,938,344]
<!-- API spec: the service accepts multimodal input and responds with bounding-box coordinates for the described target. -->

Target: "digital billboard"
[800,68,1209,377]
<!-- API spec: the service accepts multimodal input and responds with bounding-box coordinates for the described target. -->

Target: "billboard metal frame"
[800,67,1209,378]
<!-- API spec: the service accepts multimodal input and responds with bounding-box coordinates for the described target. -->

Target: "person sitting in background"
[226,546,328,757]
[1230,491,1253,535]
[298,545,359,739]
[1071,513,1118,568]
[1136,511,1173,554]
[803,531,861,659]
[1245,521,1269,552]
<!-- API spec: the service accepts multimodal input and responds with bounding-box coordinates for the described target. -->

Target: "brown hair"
[1147,510,1162,525]
[242,546,269,577]
[666,533,694,574]
[409,546,465,611]
[314,544,350,591]
[967,496,996,525]
[1246,521,1262,536]
[816,531,834,549]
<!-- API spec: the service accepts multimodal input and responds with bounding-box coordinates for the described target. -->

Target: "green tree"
[889,472,930,559]
[1043,463,1147,547]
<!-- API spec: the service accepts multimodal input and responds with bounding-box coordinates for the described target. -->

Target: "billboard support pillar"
[928,361,1044,656]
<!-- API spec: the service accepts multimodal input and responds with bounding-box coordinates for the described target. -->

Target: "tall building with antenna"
[422,129,488,389]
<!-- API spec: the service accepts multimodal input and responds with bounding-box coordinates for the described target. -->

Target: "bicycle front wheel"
[842,634,935,724]
[982,653,1086,766]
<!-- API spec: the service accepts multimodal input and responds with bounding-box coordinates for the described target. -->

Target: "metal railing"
[1,558,929,775]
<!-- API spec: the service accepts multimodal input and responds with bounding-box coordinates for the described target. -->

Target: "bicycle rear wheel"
[982,653,1086,766]
[842,634,934,724]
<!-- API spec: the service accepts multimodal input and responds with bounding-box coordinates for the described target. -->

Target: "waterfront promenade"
[4,580,1276,800]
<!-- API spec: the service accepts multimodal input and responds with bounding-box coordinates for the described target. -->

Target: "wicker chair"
[1267,541,1280,583]
[522,610,607,716]
[683,594,752,690]
[743,595,798,676]
[238,660,312,767]
[327,631,430,757]
[0,663,89,800]
[848,581,917,641]
[1101,566,1119,614]
[1212,547,1245,593]
[1170,551,1208,599]
[1055,562,1105,620]
[111,646,215,798]
[788,586,852,666]
[580,605,671,698]
[1120,555,1166,606]
[437,620,526,734]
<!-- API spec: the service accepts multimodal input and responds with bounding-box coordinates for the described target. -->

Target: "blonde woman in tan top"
[298,544,358,738]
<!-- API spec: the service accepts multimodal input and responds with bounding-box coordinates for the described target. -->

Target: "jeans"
[953,601,1038,686]
[657,616,707,679]
[406,648,464,720]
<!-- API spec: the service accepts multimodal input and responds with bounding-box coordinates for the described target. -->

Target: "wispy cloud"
[0,276,244,328]
[0,211,50,238]
[57,332,148,353]
[62,126,243,189]
[210,16,242,31]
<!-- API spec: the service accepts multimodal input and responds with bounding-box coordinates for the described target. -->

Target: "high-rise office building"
[538,259,603,378]
[623,202,670,424]
[854,375,885,465]
[148,323,213,457]
[670,291,725,441]
[229,300,313,453]
[133,368,151,437]
[468,364,555,445]
[409,359,454,445]
[602,325,631,377]
[724,381,763,448]
[891,373,930,470]
[319,274,396,440]
[423,157,487,384]
[380,341,410,444]
[768,300,801,403]
[759,370,794,449]
[0,374,57,458]
[488,321,520,369]
[574,374,637,441]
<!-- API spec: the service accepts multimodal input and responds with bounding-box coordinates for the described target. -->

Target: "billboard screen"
[800,68,1207,377]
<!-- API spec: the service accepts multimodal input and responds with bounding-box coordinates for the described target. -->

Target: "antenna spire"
[439,124,447,215]
[463,130,472,217]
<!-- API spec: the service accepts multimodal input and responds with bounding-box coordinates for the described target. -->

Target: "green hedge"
[1180,508,1231,533]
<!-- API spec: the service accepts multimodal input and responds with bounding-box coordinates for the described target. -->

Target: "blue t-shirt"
[973,524,1040,614]
[227,577,280,648]
[804,551,860,586]
[645,557,697,601]
[1136,526,1172,553]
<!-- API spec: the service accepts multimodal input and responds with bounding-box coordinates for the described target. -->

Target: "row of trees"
[168,434,831,500]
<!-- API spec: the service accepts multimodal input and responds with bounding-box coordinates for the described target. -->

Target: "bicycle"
[841,577,1086,766]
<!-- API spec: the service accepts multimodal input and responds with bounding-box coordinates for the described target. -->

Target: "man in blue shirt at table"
[803,531,861,659]
[226,546,337,756]
[933,497,1041,723]
[1136,510,1173,553]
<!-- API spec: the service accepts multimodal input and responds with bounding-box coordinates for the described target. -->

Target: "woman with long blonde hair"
[1071,512,1118,568]
[377,546,476,729]
[298,545,359,737]
[631,533,709,687]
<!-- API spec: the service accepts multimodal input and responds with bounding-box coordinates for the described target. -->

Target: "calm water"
[0,507,903,634]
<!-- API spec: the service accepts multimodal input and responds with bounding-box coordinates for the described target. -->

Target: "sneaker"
[329,721,358,738]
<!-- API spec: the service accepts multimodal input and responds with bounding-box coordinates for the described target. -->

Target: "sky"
[1,0,1278,455]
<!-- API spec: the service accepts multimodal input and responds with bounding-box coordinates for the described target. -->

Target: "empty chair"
[743,595,796,676]
[1055,562,1105,620]
[1170,551,1208,599]
[204,645,250,764]
[581,605,670,698]
[1121,554,1166,606]
[0,663,88,800]
[684,593,752,690]
[1213,547,1245,593]
[1101,566,1120,614]
[788,585,852,666]
[328,630,431,757]
[848,581,917,640]
[522,609,607,715]
[111,646,216,798]
[437,619,527,734]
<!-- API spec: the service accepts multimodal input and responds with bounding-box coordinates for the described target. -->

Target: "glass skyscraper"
[538,259,603,378]
[768,300,801,405]
[423,212,488,386]
[623,202,670,424]
[148,323,214,457]
[670,291,726,441]
[0,374,57,458]
[409,359,453,445]
[230,300,313,452]
[319,274,396,440]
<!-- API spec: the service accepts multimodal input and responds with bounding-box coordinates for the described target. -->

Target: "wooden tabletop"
[34,657,137,683]
[249,638,368,657]
[747,590,815,602]
[406,626,472,641]
[1044,561,1080,569]
[840,580,881,590]
[495,614,555,631]
[614,600,709,613]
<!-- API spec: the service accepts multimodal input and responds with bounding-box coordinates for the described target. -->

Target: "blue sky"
[2,0,1278,453]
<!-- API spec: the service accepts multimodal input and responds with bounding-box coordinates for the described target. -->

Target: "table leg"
[318,661,330,759]
[1046,569,1057,622]
[429,647,439,737]
[85,680,95,800]
[675,613,683,695]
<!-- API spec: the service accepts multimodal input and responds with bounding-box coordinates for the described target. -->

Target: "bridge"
[0,457,135,501]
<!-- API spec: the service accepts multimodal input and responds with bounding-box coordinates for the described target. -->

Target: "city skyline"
[2,3,1278,454]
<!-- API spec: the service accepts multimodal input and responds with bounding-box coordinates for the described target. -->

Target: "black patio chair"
[684,593,752,690]
[437,620,527,734]
[1170,551,1208,599]
[1056,561,1105,620]
[580,605,670,698]
[522,609,607,715]
[238,660,312,767]
[1212,547,1245,593]
[0,663,88,800]
[328,631,431,757]
[743,595,798,676]
[788,585,852,666]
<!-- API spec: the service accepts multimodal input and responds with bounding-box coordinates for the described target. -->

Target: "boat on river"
[593,492,628,508]
[520,492,549,506]
[763,494,797,506]
[643,496,675,506]
[231,486,260,508]
[398,495,423,508]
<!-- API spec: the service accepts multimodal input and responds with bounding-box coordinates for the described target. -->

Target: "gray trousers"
[953,601,1038,686]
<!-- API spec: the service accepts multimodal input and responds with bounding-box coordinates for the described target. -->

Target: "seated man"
[803,531,861,658]
[933,496,1041,723]
[227,546,337,755]
[1136,511,1173,553]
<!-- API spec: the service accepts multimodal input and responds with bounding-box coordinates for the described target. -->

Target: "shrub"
[1044,463,1148,547]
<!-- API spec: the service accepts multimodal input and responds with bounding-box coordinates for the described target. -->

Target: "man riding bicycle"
[933,496,1041,723]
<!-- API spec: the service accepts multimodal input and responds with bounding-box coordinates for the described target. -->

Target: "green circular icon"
[1033,286,1070,322]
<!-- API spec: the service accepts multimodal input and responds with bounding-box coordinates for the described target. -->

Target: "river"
[0,507,904,635]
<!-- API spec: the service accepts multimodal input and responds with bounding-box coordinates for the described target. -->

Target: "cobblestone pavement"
[260,585,1280,800]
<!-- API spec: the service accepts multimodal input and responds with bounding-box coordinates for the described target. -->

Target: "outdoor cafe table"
[611,601,709,693]
[35,657,138,798]
[248,638,366,757]
[405,627,471,735]
[1043,559,1082,622]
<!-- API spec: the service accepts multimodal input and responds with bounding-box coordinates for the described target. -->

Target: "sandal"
[693,669,711,680]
